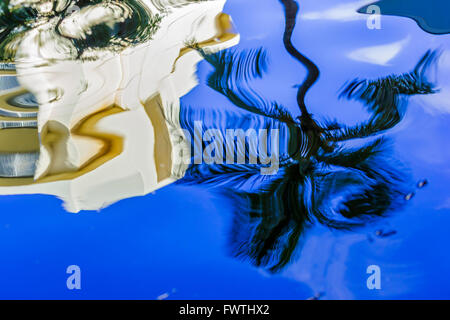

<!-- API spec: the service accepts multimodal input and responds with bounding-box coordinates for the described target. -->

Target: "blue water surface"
[0,0,449,299]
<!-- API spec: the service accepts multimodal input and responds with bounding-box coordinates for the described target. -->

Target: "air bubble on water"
[417,179,428,188]
[405,192,415,201]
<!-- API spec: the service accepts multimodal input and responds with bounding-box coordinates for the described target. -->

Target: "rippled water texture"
[0,0,449,299]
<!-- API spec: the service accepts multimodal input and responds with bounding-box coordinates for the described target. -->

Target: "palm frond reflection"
[180,2,439,272]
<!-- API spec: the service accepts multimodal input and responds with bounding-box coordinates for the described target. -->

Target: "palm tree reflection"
[181,0,439,272]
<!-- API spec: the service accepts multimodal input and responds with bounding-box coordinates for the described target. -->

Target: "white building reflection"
[0,0,239,212]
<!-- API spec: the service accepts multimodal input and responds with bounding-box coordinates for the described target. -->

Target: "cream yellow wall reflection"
[0,0,239,212]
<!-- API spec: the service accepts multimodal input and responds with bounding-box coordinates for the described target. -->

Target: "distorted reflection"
[0,0,442,273]
[0,0,238,212]
[180,0,440,272]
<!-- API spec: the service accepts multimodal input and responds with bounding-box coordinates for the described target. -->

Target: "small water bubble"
[307,292,324,300]
[405,192,415,201]
[156,292,169,300]
[375,229,397,238]
[417,179,428,188]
